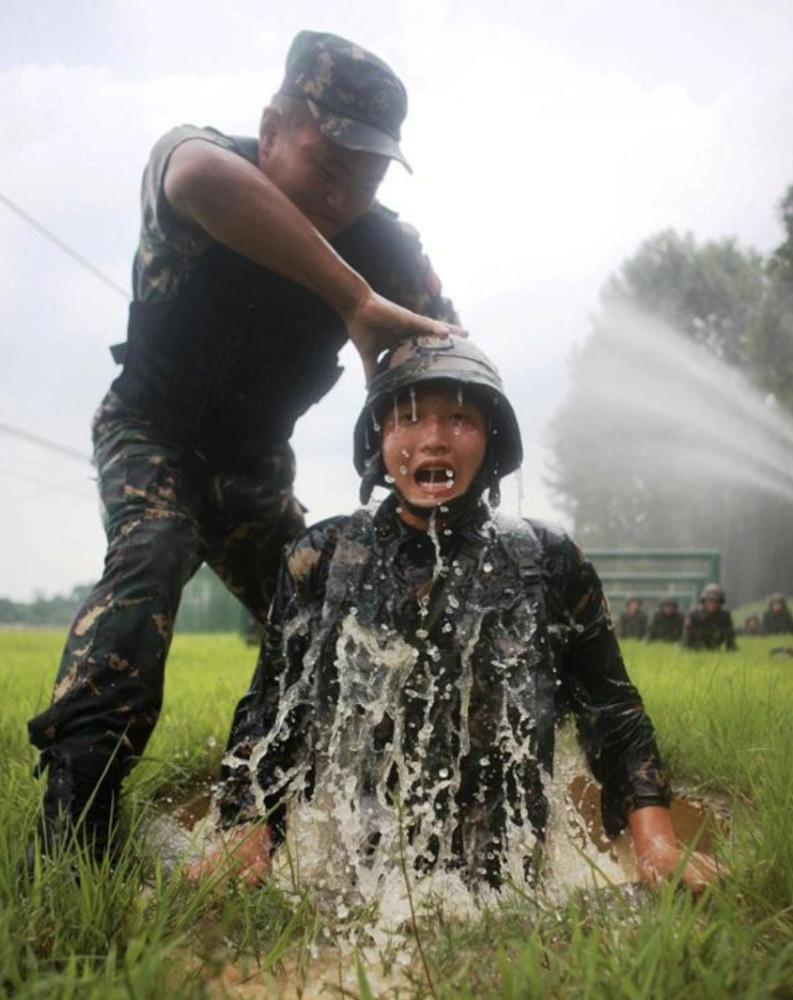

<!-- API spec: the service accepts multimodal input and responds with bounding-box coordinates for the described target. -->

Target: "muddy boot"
[27,744,124,874]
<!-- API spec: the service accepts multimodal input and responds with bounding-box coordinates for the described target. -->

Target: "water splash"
[579,303,793,501]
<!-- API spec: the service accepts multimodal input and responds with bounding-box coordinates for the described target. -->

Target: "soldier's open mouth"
[414,466,455,488]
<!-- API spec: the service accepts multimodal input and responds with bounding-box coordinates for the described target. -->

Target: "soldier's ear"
[258,106,284,162]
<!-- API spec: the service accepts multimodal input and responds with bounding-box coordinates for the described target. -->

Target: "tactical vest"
[303,505,561,881]
[110,138,430,468]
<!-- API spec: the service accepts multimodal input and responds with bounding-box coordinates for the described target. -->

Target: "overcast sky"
[2,0,793,601]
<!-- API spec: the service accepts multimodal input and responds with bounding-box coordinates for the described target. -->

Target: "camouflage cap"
[279,30,411,171]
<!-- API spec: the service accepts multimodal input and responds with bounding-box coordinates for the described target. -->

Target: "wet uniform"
[682,605,738,651]
[217,495,671,887]
[28,126,456,780]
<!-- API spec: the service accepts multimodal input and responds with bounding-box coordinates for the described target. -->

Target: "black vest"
[111,139,431,468]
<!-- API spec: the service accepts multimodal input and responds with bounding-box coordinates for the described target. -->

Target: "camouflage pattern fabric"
[27,390,305,768]
[216,495,671,886]
[646,608,684,643]
[279,30,410,168]
[762,602,793,635]
[682,605,738,651]
[617,609,648,640]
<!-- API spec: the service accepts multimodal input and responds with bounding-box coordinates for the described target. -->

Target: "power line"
[0,189,129,300]
[0,421,92,464]
[0,467,95,502]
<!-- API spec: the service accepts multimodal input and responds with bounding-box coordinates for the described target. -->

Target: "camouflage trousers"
[27,390,306,772]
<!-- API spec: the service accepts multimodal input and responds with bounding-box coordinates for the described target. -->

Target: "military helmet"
[701,582,726,604]
[353,334,523,504]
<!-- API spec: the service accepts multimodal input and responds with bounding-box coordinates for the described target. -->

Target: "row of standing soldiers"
[616,588,793,651]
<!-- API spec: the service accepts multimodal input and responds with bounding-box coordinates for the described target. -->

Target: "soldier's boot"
[27,744,124,875]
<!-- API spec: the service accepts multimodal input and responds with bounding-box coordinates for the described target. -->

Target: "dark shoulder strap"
[492,514,544,584]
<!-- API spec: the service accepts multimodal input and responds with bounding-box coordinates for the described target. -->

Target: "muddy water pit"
[146,772,729,1000]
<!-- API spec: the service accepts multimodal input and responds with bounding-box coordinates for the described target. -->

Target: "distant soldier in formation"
[617,595,648,640]
[682,584,737,652]
[740,614,762,637]
[646,597,684,643]
[761,593,793,635]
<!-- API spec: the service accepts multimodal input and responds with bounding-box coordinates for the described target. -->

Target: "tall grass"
[2,630,792,999]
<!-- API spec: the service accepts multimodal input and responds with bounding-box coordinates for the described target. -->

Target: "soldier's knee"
[108,517,201,597]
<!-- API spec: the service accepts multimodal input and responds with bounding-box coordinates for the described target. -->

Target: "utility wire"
[0,421,92,464]
[0,467,95,502]
[0,189,129,300]
[0,191,119,471]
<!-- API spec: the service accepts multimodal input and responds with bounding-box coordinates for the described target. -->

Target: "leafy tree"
[549,224,793,605]
[745,186,793,412]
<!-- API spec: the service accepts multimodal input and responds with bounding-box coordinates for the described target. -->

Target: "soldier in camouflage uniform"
[646,597,684,643]
[682,583,738,651]
[192,336,720,893]
[761,593,793,635]
[27,31,460,865]
[617,595,648,640]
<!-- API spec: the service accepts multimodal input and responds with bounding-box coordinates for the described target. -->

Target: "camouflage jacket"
[682,605,737,651]
[762,607,793,635]
[111,126,457,469]
[617,610,648,640]
[647,609,684,643]
[217,496,670,881]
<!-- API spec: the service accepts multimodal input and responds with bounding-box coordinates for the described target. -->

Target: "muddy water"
[145,746,729,1000]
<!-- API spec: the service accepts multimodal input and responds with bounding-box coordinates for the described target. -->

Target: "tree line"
[548,186,793,606]
[0,566,247,633]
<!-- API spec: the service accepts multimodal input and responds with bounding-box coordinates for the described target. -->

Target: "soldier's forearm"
[164,140,371,318]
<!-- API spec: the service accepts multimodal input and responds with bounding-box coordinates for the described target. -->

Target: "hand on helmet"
[343,288,466,382]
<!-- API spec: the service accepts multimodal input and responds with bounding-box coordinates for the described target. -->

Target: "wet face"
[258,108,389,239]
[381,384,488,530]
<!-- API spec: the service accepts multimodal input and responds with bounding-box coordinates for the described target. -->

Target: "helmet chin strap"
[390,463,501,523]
[358,436,503,513]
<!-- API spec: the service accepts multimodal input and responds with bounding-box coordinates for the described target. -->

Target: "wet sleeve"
[214,527,334,831]
[549,534,672,836]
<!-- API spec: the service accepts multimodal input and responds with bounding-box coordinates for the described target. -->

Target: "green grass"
[2,630,793,999]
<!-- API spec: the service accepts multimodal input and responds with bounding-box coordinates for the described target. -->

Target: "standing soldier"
[682,584,737,652]
[27,30,460,866]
